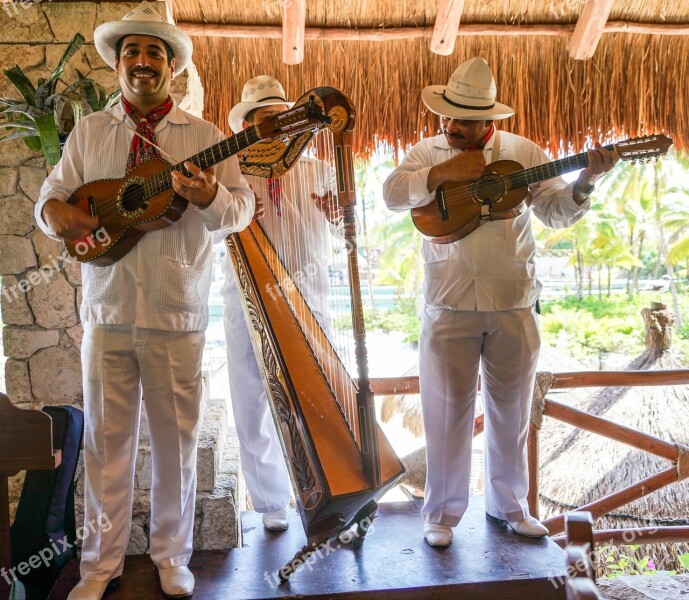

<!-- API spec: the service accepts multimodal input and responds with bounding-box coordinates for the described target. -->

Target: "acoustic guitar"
[411,134,674,244]
[64,89,338,266]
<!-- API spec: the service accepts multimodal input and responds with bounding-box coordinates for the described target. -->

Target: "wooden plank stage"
[49,498,567,599]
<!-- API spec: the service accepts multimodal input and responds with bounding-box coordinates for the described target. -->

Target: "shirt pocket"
[150,257,202,314]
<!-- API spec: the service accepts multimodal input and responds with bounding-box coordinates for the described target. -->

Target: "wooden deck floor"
[49,498,567,599]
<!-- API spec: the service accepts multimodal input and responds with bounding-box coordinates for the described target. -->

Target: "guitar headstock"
[253,87,356,142]
[615,134,674,163]
[254,96,333,141]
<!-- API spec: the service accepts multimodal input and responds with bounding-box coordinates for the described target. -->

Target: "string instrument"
[411,134,674,244]
[64,93,334,266]
[225,87,405,579]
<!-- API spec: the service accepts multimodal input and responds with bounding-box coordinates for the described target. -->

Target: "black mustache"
[442,129,464,137]
[130,68,158,76]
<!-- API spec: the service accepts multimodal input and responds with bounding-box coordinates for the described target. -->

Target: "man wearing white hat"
[221,76,339,531]
[34,2,254,598]
[383,57,618,548]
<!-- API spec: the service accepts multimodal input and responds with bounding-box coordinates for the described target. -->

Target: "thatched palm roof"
[172,1,689,156]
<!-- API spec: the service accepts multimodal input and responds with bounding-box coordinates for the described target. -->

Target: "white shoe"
[423,523,453,547]
[262,507,289,531]
[487,513,549,538]
[158,566,194,599]
[67,578,119,600]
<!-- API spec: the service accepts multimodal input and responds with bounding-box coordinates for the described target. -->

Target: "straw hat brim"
[94,21,192,78]
[421,84,514,121]
[228,99,295,134]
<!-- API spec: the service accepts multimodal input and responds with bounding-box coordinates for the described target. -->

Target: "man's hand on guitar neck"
[427,150,486,192]
[574,143,620,205]
[171,161,219,209]
[42,199,99,242]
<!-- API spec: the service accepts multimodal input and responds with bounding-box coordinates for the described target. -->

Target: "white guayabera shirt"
[383,131,591,312]
[35,101,255,332]
[221,156,338,324]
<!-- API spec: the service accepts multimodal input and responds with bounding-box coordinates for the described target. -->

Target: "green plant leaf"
[1,130,40,141]
[34,111,60,165]
[3,66,37,106]
[43,33,85,99]
[0,120,36,131]
[22,136,41,152]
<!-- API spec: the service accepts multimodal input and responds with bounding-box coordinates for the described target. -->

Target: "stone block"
[65,323,83,349]
[135,446,152,490]
[195,476,240,550]
[18,165,48,202]
[0,168,18,198]
[0,3,54,44]
[0,194,34,235]
[64,256,82,285]
[31,229,64,267]
[27,269,77,328]
[3,326,58,359]
[43,2,97,43]
[1,275,34,325]
[0,44,44,72]
[81,46,110,73]
[29,344,82,404]
[0,234,37,274]
[0,135,41,166]
[4,359,32,403]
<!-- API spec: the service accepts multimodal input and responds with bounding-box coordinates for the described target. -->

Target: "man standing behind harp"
[220,76,342,531]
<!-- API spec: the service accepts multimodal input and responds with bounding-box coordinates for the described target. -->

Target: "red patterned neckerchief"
[267,178,283,217]
[121,96,174,173]
[464,123,495,150]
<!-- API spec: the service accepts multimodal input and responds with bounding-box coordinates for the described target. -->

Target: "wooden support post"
[527,423,540,520]
[282,0,306,65]
[569,0,614,60]
[430,0,464,56]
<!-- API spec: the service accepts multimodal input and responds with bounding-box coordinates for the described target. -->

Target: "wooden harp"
[224,87,405,577]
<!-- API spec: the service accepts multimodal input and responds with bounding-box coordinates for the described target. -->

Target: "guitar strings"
[439,153,592,207]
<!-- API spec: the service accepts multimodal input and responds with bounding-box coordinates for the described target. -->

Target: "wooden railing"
[371,368,689,546]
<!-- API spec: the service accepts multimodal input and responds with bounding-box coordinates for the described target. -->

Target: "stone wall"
[0,1,238,553]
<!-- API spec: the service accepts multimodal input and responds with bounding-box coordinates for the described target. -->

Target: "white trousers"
[80,324,204,582]
[224,304,292,513]
[419,306,540,526]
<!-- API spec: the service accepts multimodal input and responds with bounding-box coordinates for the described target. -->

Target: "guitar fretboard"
[143,126,261,197]
[508,143,615,189]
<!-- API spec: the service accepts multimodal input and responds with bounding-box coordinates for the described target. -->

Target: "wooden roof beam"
[569,0,614,60]
[282,0,306,65]
[430,0,465,56]
[177,21,689,41]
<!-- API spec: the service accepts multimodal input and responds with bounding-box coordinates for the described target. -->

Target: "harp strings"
[251,129,360,439]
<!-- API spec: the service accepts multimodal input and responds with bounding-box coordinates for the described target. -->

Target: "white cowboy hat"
[421,57,513,121]
[94,1,192,78]
[228,76,294,133]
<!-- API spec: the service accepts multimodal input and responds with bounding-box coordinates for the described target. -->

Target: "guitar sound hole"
[475,176,505,203]
[121,183,148,212]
